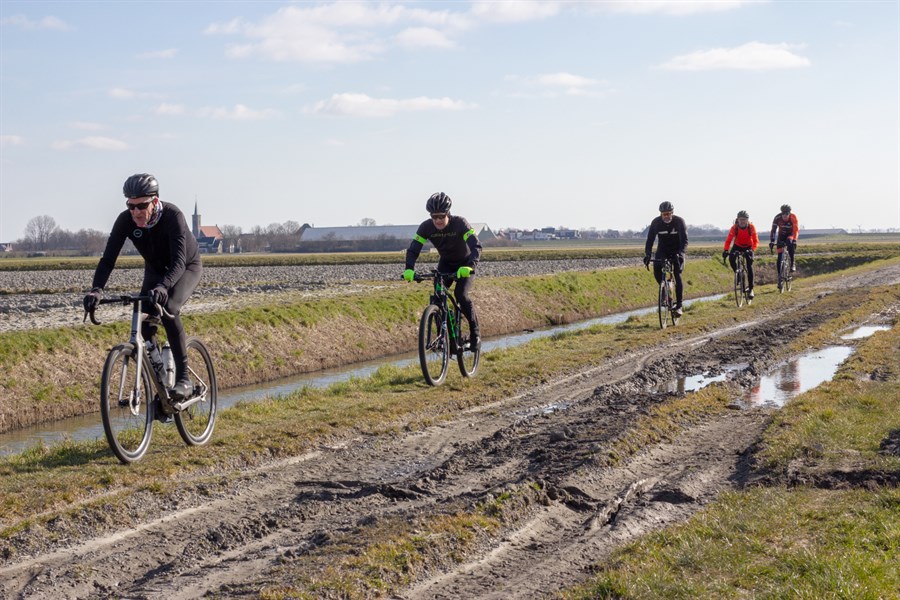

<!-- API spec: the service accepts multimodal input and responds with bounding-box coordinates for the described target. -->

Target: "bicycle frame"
[429,274,462,348]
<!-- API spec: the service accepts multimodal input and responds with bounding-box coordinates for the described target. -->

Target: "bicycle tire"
[668,280,679,326]
[419,304,449,386]
[100,343,154,464]
[658,279,670,330]
[456,310,480,378]
[778,255,788,293]
[174,337,217,446]
[734,262,744,308]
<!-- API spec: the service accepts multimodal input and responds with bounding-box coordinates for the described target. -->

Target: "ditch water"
[0,303,881,458]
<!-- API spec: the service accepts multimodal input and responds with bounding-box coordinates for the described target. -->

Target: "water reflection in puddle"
[840,325,890,340]
[744,346,853,407]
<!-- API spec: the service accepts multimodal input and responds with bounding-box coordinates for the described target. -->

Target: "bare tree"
[23,215,58,250]
[359,217,376,227]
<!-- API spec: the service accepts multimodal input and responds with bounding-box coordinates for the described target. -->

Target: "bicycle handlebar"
[84,294,174,325]
[409,270,459,284]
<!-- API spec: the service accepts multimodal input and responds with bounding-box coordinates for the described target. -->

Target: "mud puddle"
[840,324,890,339]
[744,346,852,407]
[652,363,745,394]
[0,294,726,457]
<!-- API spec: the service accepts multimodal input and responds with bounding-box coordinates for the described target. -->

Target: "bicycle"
[648,258,679,329]
[412,270,480,386]
[85,294,217,464]
[726,250,752,307]
[772,242,794,293]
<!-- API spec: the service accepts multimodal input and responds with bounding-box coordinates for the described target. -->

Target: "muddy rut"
[2,264,898,599]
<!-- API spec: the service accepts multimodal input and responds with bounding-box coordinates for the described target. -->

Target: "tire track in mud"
[1,264,897,599]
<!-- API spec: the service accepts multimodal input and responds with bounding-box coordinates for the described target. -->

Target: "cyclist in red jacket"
[722,210,759,299]
[770,204,799,273]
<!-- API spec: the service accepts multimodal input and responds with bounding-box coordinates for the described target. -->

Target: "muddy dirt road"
[2,264,898,599]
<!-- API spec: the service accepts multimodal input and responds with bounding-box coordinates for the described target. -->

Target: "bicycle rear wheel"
[456,311,480,378]
[658,280,670,329]
[100,343,154,464]
[419,304,449,386]
[174,338,217,446]
[668,281,679,326]
[784,260,793,292]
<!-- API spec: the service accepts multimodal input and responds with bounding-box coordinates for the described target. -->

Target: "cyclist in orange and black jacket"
[722,210,759,299]
[644,201,688,316]
[403,192,483,349]
[770,204,799,273]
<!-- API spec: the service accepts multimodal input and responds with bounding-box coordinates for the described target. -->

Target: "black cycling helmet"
[123,173,159,198]
[737,210,749,219]
[426,192,452,214]
[780,204,791,214]
[659,201,674,213]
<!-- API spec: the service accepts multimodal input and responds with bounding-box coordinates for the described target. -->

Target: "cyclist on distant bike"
[83,173,201,400]
[403,192,483,349]
[770,204,799,273]
[644,201,688,317]
[722,210,759,299]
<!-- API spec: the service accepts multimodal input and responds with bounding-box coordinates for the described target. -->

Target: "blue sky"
[1,1,898,241]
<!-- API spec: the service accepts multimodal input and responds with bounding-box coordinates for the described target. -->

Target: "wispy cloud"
[137,48,178,59]
[507,72,609,97]
[152,103,187,116]
[51,137,128,151]
[394,27,455,49]
[197,104,279,120]
[659,42,811,71]
[0,135,25,146]
[306,93,476,117]
[593,1,755,15]
[469,1,562,23]
[0,14,73,31]
[205,3,467,63]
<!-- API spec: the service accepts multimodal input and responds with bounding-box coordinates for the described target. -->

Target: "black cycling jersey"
[92,201,200,291]
[405,215,481,270]
[645,215,688,257]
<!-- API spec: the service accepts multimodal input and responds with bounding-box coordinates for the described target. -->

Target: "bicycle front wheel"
[658,280,670,330]
[778,256,788,293]
[668,281,679,326]
[419,304,449,386]
[100,343,154,464]
[456,311,480,378]
[174,337,217,446]
[785,261,793,292]
[734,267,744,308]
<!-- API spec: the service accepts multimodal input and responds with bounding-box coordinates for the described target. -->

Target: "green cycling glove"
[403,269,415,282]
[456,266,473,279]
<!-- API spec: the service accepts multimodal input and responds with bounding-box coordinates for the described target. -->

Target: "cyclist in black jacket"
[83,173,202,399]
[643,201,689,316]
[403,192,483,349]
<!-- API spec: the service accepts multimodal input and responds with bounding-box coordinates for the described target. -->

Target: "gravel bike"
[649,258,679,329]
[413,270,480,386]
[727,250,752,307]
[772,242,794,293]
[86,294,217,463]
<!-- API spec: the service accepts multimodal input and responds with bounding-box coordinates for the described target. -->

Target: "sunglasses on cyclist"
[126,200,153,211]
[660,211,673,217]
[431,213,448,220]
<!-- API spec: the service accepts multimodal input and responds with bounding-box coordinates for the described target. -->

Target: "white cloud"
[51,137,128,151]
[206,3,467,63]
[153,103,187,116]
[137,48,178,59]
[469,1,562,23]
[0,135,25,146]
[659,42,811,71]
[0,14,73,31]
[594,1,754,15]
[197,104,279,120]
[109,87,162,100]
[395,27,455,49]
[507,72,608,97]
[306,93,476,117]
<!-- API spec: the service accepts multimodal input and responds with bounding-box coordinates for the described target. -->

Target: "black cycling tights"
[140,263,202,380]
[653,257,684,306]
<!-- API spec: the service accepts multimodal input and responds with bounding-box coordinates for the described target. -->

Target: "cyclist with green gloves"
[404,192,483,349]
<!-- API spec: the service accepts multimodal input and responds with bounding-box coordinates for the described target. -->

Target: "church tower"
[192,201,201,238]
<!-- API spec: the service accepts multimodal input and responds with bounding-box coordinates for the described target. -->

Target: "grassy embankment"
[0,249,894,434]
[1,256,897,593]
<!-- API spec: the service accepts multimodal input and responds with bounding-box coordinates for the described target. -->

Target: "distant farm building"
[800,228,848,237]
[298,223,495,252]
